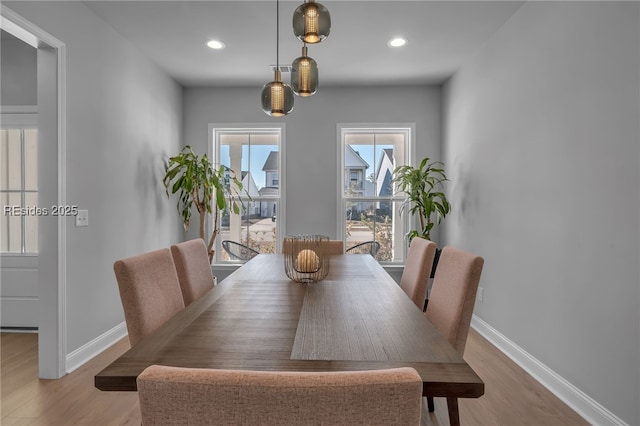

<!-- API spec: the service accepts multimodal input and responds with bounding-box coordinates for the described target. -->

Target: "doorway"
[1,7,67,379]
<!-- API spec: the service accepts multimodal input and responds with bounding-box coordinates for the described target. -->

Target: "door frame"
[1,5,67,378]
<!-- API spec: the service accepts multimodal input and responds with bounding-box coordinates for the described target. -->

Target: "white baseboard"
[65,322,127,374]
[471,315,628,426]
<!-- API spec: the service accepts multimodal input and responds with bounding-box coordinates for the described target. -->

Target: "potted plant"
[392,157,451,274]
[163,145,245,264]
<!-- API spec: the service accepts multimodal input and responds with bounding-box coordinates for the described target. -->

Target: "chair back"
[400,237,437,309]
[322,240,344,255]
[171,239,216,306]
[113,249,185,346]
[424,246,484,354]
[137,365,422,426]
[282,239,344,255]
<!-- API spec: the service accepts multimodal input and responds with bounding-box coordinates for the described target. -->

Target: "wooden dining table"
[95,254,483,416]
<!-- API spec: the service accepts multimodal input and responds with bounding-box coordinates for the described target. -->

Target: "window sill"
[211,263,242,282]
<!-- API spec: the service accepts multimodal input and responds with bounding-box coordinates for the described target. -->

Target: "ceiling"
[83,1,524,88]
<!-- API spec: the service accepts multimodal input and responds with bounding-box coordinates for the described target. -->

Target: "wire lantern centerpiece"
[284,234,330,283]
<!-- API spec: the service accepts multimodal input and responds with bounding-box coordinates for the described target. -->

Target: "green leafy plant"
[163,145,245,263]
[392,157,451,242]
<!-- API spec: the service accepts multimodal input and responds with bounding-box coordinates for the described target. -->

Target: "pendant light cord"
[276,0,279,70]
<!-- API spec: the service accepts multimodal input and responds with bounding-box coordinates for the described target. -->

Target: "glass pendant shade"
[291,46,318,97]
[293,0,331,44]
[262,70,294,117]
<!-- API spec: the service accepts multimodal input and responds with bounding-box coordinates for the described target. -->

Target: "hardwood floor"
[421,329,589,426]
[1,329,588,425]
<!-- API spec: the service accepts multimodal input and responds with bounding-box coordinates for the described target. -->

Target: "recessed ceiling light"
[207,40,225,50]
[388,37,407,48]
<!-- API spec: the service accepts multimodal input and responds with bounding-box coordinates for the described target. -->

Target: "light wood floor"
[1,328,588,425]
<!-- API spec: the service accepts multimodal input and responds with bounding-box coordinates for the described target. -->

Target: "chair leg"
[446,397,460,426]
[427,396,435,412]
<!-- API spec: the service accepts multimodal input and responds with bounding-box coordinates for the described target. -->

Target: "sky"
[219,143,391,189]
[219,144,277,189]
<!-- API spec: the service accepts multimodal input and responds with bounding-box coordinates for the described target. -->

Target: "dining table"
[95,253,483,422]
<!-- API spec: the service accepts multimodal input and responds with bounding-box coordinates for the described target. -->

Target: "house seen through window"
[213,127,283,263]
[340,125,412,262]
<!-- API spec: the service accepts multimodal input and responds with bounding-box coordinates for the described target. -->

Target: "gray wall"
[183,85,441,240]
[1,33,37,105]
[7,1,638,422]
[5,2,184,354]
[443,2,639,424]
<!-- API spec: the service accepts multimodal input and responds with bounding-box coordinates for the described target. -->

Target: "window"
[339,125,413,263]
[212,126,284,263]
[1,126,38,254]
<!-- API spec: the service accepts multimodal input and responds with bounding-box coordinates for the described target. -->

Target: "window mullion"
[20,128,26,254]
[340,124,412,263]
[213,126,283,262]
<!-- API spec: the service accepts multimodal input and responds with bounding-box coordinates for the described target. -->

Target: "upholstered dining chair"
[399,237,437,310]
[321,239,344,255]
[137,365,423,425]
[170,238,216,306]
[282,239,344,255]
[423,245,484,424]
[113,248,185,346]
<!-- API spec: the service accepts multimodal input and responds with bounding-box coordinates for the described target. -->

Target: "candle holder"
[284,234,330,283]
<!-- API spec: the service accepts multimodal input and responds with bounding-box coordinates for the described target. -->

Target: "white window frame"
[210,123,286,264]
[337,123,415,264]
[1,112,38,255]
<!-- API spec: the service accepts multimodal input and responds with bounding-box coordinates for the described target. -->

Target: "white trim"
[208,123,286,258]
[0,113,37,127]
[57,43,68,379]
[0,6,62,48]
[0,254,38,266]
[1,5,68,379]
[0,106,37,115]
[66,322,128,374]
[279,125,286,240]
[210,263,241,273]
[0,14,37,47]
[471,315,628,426]
[0,296,38,301]
[336,123,415,263]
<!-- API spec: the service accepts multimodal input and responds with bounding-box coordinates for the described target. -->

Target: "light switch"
[75,210,89,227]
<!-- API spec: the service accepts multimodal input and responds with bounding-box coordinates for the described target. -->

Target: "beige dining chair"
[282,239,344,255]
[170,238,217,306]
[113,248,185,346]
[137,365,423,425]
[423,245,484,424]
[322,239,344,255]
[399,237,437,310]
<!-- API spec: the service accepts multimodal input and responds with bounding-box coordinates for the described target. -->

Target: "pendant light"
[262,0,294,117]
[291,44,318,97]
[292,0,331,44]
